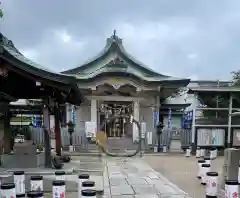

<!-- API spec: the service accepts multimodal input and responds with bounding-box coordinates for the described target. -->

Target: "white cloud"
[187,53,198,60]
[20,28,88,71]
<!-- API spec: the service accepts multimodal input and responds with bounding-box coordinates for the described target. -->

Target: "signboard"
[197,128,225,146]
[71,106,76,123]
[85,121,96,138]
[141,122,146,138]
[153,111,159,127]
[167,108,172,129]
[147,132,153,145]
[232,129,240,146]
[50,115,55,138]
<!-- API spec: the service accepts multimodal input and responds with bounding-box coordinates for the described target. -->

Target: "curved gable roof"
[62,32,171,78]
[0,33,84,105]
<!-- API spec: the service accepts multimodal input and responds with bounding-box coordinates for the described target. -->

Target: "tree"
[231,70,240,86]
[0,2,3,18]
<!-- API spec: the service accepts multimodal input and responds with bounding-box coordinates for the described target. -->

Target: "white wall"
[164,93,202,117]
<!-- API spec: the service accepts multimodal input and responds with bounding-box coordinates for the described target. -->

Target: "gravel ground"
[143,154,224,198]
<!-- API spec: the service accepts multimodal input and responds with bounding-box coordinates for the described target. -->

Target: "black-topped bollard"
[82,181,95,190]
[27,191,44,198]
[204,157,211,166]
[205,172,218,198]
[30,175,43,191]
[81,189,97,198]
[78,174,90,197]
[13,171,25,197]
[225,180,238,198]
[201,164,211,185]
[52,180,66,198]
[197,160,205,179]
[1,183,16,198]
[55,171,65,181]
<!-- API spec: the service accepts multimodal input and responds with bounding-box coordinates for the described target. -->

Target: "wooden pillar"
[54,104,61,156]
[42,105,51,168]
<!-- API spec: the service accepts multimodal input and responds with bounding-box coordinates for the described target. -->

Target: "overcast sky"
[1,0,240,80]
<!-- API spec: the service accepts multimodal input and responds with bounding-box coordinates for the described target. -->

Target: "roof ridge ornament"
[109,29,122,44]
[113,29,117,39]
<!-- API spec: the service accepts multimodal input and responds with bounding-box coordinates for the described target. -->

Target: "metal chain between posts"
[96,115,142,157]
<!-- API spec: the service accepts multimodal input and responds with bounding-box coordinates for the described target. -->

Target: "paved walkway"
[144,155,224,198]
[103,157,190,197]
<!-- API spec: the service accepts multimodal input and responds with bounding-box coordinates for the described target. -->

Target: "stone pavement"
[103,157,191,197]
[144,155,224,198]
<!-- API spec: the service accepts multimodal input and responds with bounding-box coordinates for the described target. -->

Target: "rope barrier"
[96,115,142,157]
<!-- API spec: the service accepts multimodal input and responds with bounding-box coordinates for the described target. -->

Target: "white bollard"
[0,183,16,198]
[214,149,218,158]
[69,145,74,152]
[206,172,218,198]
[200,148,205,157]
[153,146,157,153]
[201,164,211,185]
[81,189,97,198]
[197,159,205,179]
[82,181,95,191]
[14,171,25,197]
[204,157,211,166]
[238,165,240,184]
[52,180,65,198]
[163,145,167,153]
[196,147,201,158]
[225,180,238,198]
[30,176,43,191]
[210,148,217,160]
[78,174,90,198]
[185,147,191,157]
[55,171,65,181]
[27,191,44,198]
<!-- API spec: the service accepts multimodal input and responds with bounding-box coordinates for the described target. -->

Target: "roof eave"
[188,87,240,93]
[1,49,72,85]
[1,48,84,105]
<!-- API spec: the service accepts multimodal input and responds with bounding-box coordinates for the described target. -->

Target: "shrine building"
[62,32,190,142]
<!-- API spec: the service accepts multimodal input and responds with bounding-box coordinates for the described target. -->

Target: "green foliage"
[37,144,44,151]
[0,2,3,18]
[231,70,240,86]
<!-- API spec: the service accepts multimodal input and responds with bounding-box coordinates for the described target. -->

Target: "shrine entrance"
[99,101,133,138]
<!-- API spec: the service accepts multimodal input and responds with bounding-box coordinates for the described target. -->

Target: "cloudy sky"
[1,0,240,80]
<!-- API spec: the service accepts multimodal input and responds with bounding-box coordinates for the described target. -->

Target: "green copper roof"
[62,32,189,84]
[0,32,76,83]
[0,33,84,105]
[0,33,65,75]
